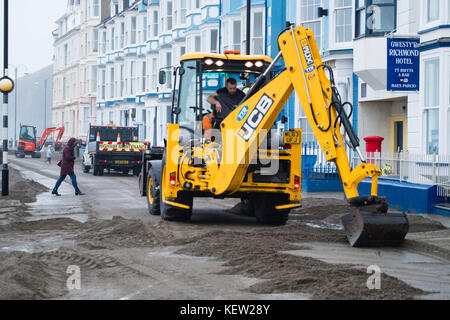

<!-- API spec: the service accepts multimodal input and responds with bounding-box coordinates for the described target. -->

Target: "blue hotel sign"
[387,38,420,91]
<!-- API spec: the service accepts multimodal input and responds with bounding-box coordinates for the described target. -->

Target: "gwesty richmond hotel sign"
[387,38,420,92]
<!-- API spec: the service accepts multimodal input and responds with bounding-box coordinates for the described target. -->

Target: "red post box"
[364,136,384,153]
[364,136,384,165]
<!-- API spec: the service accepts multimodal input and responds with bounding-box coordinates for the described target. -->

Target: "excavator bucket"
[341,197,409,247]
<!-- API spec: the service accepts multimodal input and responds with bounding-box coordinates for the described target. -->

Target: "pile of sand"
[0,167,49,204]
[0,251,68,300]
[176,227,424,300]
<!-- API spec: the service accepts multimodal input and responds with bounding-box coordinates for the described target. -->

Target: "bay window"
[93,29,98,52]
[111,27,115,51]
[252,12,264,54]
[93,0,99,17]
[232,20,241,51]
[210,29,218,53]
[101,70,106,100]
[335,0,352,43]
[167,1,173,31]
[142,61,147,92]
[166,52,172,89]
[151,58,157,90]
[120,22,125,48]
[102,31,106,54]
[131,17,137,45]
[355,0,397,37]
[427,0,440,23]
[110,67,115,99]
[181,0,187,24]
[120,64,125,97]
[91,66,97,93]
[195,36,201,51]
[143,17,147,42]
[130,61,136,95]
[300,0,322,50]
[424,58,440,154]
[426,109,439,154]
[153,11,159,37]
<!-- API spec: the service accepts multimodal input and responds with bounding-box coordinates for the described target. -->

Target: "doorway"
[390,115,407,153]
[394,121,404,152]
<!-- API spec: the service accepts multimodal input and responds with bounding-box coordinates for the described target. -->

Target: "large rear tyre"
[146,167,161,216]
[254,193,289,226]
[160,194,193,222]
[93,164,103,176]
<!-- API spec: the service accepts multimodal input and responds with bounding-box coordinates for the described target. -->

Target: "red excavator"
[16,125,65,158]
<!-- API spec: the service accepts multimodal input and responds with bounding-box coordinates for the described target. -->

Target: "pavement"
[1,155,449,300]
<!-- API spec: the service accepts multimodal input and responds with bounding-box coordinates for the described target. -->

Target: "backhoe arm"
[208,25,408,247]
[278,25,382,200]
[37,127,65,151]
[209,25,381,200]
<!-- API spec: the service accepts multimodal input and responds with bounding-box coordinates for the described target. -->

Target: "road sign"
[387,38,420,91]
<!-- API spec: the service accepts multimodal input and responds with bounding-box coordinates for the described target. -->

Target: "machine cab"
[161,52,272,139]
[19,125,37,143]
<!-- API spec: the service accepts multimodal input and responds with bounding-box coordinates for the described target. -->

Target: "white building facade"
[96,0,221,146]
[53,0,104,141]
[294,0,450,156]
[95,0,279,146]
[92,0,449,155]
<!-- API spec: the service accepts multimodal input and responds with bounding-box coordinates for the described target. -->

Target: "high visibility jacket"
[203,113,215,131]
[203,113,215,140]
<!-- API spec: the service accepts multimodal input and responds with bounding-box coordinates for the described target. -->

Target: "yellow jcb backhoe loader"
[138,24,409,247]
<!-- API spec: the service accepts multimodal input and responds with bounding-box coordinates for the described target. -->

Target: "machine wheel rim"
[148,177,154,204]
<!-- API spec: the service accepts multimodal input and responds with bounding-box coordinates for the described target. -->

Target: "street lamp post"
[44,79,47,129]
[14,66,16,146]
[1,0,14,196]
[246,0,251,55]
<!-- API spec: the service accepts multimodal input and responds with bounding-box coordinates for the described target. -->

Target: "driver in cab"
[203,78,245,139]
[206,78,245,125]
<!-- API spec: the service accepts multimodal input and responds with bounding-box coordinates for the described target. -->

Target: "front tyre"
[160,194,193,222]
[146,167,161,216]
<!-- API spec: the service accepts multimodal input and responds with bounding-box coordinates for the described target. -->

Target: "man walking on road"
[52,137,85,196]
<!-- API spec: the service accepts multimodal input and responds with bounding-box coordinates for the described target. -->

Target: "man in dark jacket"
[206,78,245,124]
[52,137,85,196]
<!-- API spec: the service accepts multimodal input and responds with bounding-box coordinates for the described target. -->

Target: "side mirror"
[281,116,288,124]
[159,70,167,85]
[179,67,185,76]
[173,107,182,115]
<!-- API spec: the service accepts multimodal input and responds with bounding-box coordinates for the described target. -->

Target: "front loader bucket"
[342,197,409,247]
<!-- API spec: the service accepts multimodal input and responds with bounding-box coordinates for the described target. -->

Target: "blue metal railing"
[301,141,340,181]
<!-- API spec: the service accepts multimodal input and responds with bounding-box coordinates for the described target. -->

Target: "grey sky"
[0,0,67,77]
